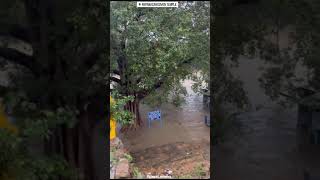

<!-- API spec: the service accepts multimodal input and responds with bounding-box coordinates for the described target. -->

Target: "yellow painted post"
[110,96,117,140]
[0,102,18,134]
[110,117,116,140]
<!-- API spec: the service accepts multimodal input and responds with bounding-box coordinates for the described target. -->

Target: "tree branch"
[136,78,165,99]
[136,57,195,98]
[279,92,298,102]
[110,76,121,84]
[0,47,39,76]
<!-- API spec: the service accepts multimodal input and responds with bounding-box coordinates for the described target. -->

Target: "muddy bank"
[131,141,210,178]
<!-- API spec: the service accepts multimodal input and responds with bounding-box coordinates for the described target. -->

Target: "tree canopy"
[211,0,320,143]
[110,1,209,125]
[0,0,108,179]
[212,0,320,109]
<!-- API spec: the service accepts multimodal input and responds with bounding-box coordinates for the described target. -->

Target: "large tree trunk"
[136,97,142,126]
[121,94,143,132]
[64,126,77,168]
[77,111,96,180]
[56,113,96,180]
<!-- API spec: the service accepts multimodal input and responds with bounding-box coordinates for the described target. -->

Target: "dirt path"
[131,141,210,178]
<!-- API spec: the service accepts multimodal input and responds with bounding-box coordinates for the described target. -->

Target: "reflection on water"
[214,53,320,180]
[179,79,210,141]
[181,79,209,112]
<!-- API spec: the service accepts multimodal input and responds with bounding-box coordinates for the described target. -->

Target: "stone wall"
[110,137,131,179]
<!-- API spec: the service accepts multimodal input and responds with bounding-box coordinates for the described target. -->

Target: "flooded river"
[118,78,210,177]
[214,55,320,180]
[120,79,210,152]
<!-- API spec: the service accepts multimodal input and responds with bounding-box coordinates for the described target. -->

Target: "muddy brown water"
[120,79,210,152]
[214,54,320,180]
[118,79,210,177]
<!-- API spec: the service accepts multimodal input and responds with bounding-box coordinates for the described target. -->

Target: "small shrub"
[132,166,143,179]
[193,163,206,177]
[124,153,133,162]
[172,94,185,107]
[110,151,118,165]
[178,174,193,179]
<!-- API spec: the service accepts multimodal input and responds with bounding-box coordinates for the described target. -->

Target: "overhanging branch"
[0,47,39,76]
[279,92,298,102]
[136,56,195,97]
[110,76,121,84]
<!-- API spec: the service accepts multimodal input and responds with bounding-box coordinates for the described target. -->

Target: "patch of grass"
[177,174,193,179]
[124,153,133,162]
[193,163,206,178]
[176,163,207,179]
[111,146,117,152]
[110,151,120,166]
[132,166,144,179]
[110,151,117,165]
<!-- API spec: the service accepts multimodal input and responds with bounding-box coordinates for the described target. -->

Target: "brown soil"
[130,141,210,178]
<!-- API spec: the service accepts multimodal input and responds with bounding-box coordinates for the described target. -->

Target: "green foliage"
[111,91,135,125]
[211,0,320,142]
[211,0,311,108]
[191,71,209,96]
[132,166,144,179]
[3,90,79,140]
[142,89,170,108]
[178,174,192,179]
[0,1,109,178]
[110,151,118,166]
[175,163,207,179]
[222,0,320,106]
[124,153,133,163]
[0,129,21,175]
[111,1,209,106]
[171,82,187,107]
[0,129,77,180]
[172,94,185,107]
[193,163,206,177]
